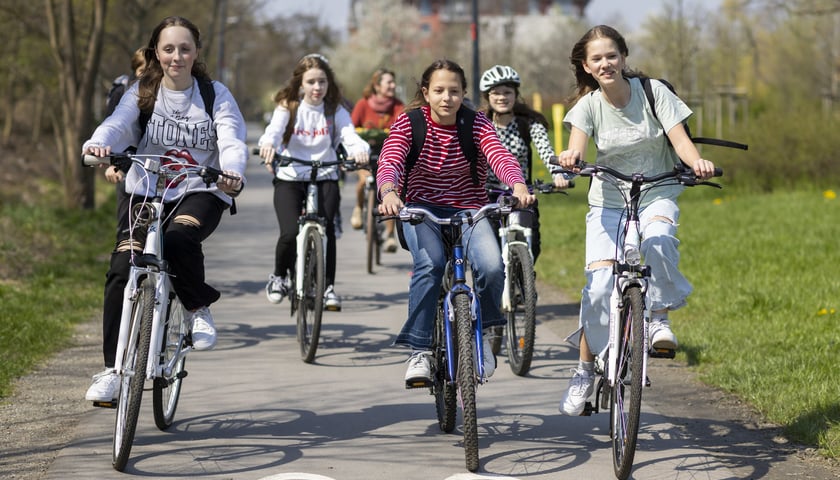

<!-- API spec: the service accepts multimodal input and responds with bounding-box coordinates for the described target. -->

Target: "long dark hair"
[137,16,210,113]
[273,54,344,145]
[405,59,468,111]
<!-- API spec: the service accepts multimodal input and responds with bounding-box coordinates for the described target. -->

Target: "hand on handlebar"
[512,182,536,208]
[216,171,243,196]
[259,145,277,173]
[83,145,123,184]
[556,150,582,171]
[352,150,369,166]
[691,158,716,180]
[378,190,403,216]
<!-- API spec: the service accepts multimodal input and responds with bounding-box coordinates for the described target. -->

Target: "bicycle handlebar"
[548,157,723,188]
[81,152,233,185]
[395,202,511,227]
[250,147,362,171]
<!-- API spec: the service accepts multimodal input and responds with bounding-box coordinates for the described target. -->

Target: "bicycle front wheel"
[113,278,154,471]
[433,289,457,433]
[153,294,187,430]
[611,284,645,480]
[297,227,325,363]
[505,243,537,376]
[454,292,479,472]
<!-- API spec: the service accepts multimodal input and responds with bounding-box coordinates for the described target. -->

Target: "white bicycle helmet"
[479,65,521,92]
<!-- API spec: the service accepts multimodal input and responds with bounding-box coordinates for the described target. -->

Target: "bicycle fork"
[442,244,488,384]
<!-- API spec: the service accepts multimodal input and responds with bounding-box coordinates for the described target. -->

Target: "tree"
[45,0,107,210]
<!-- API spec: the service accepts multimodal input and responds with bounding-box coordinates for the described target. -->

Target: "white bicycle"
[82,152,235,471]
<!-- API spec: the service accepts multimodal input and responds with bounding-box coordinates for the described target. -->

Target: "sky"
[276,0,723,34]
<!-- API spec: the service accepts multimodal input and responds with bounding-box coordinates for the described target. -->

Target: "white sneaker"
[649,318,678,349]
[85,368,120,402]
[191,307,217,351]
[405,351,432,384]
[559,368,595,415]
[266,274,290,304]
[324,285,341,311]
[482,333,496,378]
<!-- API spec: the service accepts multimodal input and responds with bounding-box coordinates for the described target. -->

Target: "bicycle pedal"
[405,378,432,389]
[581,401,595,416]
[92,400,117,409]
[324,305,342,312]
[649,347,676,359]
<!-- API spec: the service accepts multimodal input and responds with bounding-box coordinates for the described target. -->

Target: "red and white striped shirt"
[377,106,525,209]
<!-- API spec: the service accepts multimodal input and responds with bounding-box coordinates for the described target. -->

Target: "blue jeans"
[395,205,505,350]
[579,198,691,354]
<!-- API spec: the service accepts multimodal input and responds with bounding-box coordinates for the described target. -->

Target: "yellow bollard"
[552,103,565,152]
[532,92,543,113]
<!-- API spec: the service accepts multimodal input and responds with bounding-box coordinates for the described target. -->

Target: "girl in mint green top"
[555,25,718,416]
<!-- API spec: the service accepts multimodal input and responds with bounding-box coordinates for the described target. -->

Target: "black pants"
[272,179,340,286]
[101,192,226,367]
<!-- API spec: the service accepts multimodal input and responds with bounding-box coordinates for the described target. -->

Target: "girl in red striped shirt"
[377,59,535,385]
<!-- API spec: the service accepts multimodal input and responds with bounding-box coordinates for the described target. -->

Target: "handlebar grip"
[81,154,109,167]
[713,167,723,177]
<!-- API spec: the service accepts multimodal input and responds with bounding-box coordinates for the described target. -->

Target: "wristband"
[380,186,395,198]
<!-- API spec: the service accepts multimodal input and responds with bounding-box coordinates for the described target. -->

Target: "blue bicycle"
[396,201,512,472]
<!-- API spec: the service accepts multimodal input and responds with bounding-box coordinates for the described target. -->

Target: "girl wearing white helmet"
[478,64,569,262]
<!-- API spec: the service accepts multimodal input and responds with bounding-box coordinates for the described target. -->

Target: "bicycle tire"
[297,227,325,363]
[365,184,378,274]
[153,294,187,430]
[433,289,457,433]
[611,284,645,480]
[112,278,154,471]
[454,292,479,472]
[505,243,537,376]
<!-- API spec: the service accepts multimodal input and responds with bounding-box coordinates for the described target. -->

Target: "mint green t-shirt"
[563,77,692,209]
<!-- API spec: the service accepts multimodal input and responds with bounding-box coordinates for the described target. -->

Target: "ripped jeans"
[99,192,227,367]
[579,198,691,355]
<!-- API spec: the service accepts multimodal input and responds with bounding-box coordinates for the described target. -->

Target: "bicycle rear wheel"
[365,185,379,274]
[505,243,537,376]
[433,289,457,433]
[153,294,187,430]
[454,292,479,472]
[611,284,645,480]
[297,227,325,363]
[112,278,154,471]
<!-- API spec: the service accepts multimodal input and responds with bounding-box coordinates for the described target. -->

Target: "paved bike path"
[43,124,753,479]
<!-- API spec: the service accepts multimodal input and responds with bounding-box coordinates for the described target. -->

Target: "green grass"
[0,200,113,398]
[537,183,840,456]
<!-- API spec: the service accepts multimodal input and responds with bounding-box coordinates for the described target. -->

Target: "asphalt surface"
[39,125,814,480]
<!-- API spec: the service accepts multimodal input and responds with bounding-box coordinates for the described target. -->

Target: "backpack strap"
[641,76,748,151]
[513,115,533,183]
[402,106,480,200]
[455,106,479,186]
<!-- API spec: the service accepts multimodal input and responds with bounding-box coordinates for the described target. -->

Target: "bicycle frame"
[399,203,511,383]
[294,180,327,301]
[110,156,193,386]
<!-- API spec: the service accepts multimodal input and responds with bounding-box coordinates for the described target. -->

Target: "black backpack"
[639,76,747,151]
[395,106,481,249]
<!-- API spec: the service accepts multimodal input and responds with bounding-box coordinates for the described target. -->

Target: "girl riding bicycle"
[350,68,404,252]
[477,64,570,262]
[376,59,535,384]
[556,25,717,416]
[258,54,370,311]
[82,16,247,403]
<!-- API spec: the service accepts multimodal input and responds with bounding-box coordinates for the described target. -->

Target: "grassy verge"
[0,198,113,398]
[536,182,840,457]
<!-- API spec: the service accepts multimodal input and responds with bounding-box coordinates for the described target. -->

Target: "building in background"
[349,0,589,35]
